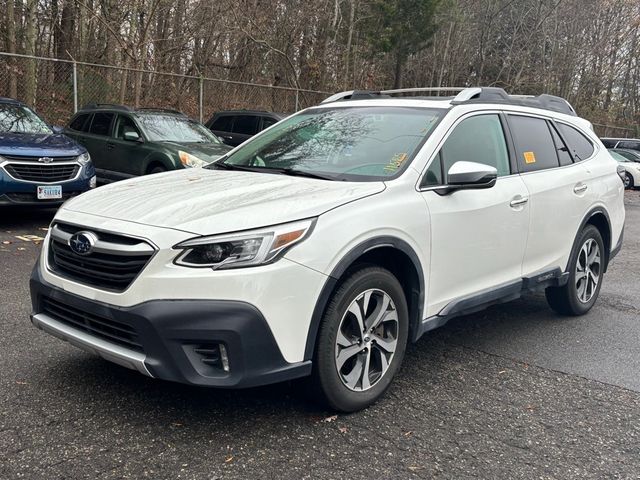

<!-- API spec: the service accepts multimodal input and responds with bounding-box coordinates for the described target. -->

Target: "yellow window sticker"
[384,153,408,172]
[524,151,536,164]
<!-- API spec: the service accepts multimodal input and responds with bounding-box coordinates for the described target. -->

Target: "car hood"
[0,132,84,157]
[62,169,385,235]
[160,141,232,162]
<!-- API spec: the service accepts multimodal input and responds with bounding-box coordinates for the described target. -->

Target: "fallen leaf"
[17,247,26,251]
[403,431,413,437]
[16,381,28,385]
[338,426,348,433]
[498,370,507,374]
[408,466,424,471]
[224,456,234,463]
[1,241,11,245]
[322,415,338,423]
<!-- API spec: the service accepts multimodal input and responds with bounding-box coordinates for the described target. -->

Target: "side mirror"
[123,131,142,142]
[51,125,64,134]
[437,161,497,195]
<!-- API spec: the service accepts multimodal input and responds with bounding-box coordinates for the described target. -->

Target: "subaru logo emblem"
[38,157,54,164]
[68,231,97,256]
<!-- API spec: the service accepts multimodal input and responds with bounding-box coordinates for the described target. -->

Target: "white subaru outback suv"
[30,87,625,412]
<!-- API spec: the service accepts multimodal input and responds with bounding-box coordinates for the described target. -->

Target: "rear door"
[83,112,115,172]
[420,112,530,315]
[507,114,589,276]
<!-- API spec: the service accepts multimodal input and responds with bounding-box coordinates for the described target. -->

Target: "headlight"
[174,219,315,269]
[179,151,207,168]
[77,152,91,165]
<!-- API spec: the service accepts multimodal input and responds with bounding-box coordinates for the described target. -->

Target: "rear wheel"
[546,224,604,316]
[312,267,409,412]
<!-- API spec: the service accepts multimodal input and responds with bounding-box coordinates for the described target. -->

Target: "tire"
[311,266,409,412]
[148,165,166,174]
[545,224,605,316]
[624,172,633,189]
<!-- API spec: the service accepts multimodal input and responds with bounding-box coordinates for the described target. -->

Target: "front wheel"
[546,225,605,316]
[312,267,409,412]
[624,172,633,189]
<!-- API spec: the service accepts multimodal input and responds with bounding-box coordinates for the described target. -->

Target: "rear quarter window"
[557,123,594,161]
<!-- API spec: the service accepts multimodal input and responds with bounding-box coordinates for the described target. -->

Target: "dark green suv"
[65,105,232,183]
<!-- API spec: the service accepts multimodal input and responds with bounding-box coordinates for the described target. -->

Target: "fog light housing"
[185,342,230,375]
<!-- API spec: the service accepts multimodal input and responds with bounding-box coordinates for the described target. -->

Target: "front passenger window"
[422,114,510,187]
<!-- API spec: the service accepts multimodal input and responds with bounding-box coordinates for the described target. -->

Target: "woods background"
[1,0,639,134]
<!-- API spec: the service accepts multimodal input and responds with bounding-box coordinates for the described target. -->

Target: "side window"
[557,123,594,160]
[211,115,233,132]
[261,116,278,130]
[233,115,259,135]
[115,115,141,140]
[509,115,559,172]
[88,112,114,136]
[421,114,510,187]
[617,140,640,151]
[549,123,573,166]
[69,113,89,132]
[600,139,616,148]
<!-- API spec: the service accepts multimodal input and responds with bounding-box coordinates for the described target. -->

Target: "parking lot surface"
[1,194,639,479]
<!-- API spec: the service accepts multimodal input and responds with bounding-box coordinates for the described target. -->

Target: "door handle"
[510,196,529,208]
[574,183,588,194]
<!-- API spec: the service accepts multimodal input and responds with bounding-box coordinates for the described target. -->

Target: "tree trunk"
[6,0,17,98]
[393,51,404,89]
[24,0,38,105]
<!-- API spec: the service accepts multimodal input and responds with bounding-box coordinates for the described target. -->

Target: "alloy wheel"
[334,289,399,391]
[575,238,601,303]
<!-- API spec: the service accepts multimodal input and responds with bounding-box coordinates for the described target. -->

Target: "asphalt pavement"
[0,195,639,479]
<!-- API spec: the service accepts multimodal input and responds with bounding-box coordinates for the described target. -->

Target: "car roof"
[213,110,284,118]
[76,104,188,117]
[0,97,25,106]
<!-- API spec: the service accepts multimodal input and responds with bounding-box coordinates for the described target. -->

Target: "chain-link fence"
[592,123,638,139]
[0,52,330,126]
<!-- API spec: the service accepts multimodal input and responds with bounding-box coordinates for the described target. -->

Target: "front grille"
[2,154,78,162]
[5,163,79,182]
[48,223,155,292]
[42,296,144,352]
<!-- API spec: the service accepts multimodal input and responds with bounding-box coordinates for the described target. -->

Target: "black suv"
[205,110,285,147]
[601,137,640,152]
[66,105,231,183]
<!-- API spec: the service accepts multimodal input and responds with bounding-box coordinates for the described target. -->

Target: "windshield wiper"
[210,162,336,180]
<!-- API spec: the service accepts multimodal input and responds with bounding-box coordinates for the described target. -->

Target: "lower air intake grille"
[41,297,144,353]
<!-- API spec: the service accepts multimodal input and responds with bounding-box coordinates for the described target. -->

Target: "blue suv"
[0,98,95,206]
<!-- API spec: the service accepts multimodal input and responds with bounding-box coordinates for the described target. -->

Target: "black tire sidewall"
[625,173,632,189]
[565,225,605,314]
[314,267,409,412]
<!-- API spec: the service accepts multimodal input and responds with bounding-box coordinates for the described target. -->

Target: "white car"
[609,150,640,189]
[30,87,625,412]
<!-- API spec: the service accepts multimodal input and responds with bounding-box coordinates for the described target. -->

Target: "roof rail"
[0,97,23,105]
[137,107,187,116]
[321,87,467,104]
[321,86,577,116]
[451,87,577,116]
[82,103,132,112]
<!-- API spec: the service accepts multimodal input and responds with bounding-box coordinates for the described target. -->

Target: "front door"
[105,114,146,178]
[420,113,530,316]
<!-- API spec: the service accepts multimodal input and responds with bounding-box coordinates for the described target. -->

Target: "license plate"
[37,185,62,200]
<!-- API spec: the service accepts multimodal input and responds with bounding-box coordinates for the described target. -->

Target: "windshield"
[214,106,445,181]
[136,114,222,143]
[610,152,628,162]
[0,104,52,134]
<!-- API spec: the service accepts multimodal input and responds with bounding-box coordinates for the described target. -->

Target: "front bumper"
[0,164,95,206]
[30,263,312,388]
